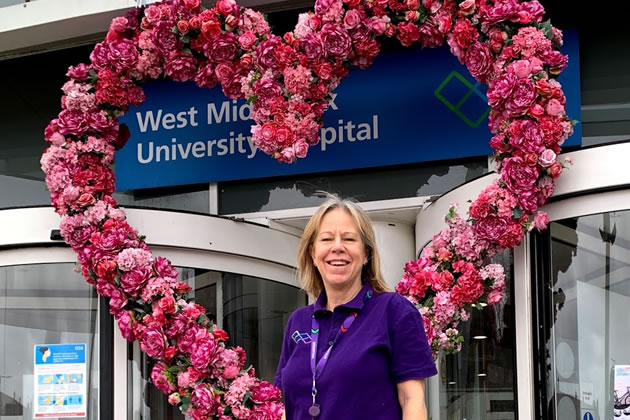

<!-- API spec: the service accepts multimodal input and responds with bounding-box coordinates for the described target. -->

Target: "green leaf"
[243,391,252,405]
[512,207,523,219]
[88,68,98,81]
[223,406,232,416]
[539,20,554,40]
[180,397,190,413]
[114,275,121,287]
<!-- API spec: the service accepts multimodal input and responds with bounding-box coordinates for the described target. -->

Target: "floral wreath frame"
[40,0,574,418]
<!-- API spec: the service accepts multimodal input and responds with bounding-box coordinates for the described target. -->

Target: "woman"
[275,195,437,420]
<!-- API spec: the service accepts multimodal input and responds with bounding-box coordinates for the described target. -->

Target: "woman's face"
[311,208,367,292]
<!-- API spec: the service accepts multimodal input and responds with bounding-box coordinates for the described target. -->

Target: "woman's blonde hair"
[297,194,390,297]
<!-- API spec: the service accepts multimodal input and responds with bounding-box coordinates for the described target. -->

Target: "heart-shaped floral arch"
[40,0,574,418]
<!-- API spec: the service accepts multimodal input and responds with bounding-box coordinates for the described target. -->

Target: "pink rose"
[238,31,257,50]
[548,162,563,179]
[369,16,388,35]
[144,5,161,23]
[157,296,177,314]
[320,23,352,58]
[177,20,190,35]
[545,98,564,117]
[539,149,556,167]
[510,59,532,78]
[223,365,240,379]
[459,0,475,15]
[168,393,181,405]
[294,140,309,158]
[216,0,237,16]
[184,0,200,10]
[343,9,362,29]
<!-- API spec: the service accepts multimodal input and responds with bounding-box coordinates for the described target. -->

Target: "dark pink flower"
[117,311,135,341]
[397,22,420,47]
[152,21,180,55]
[301,33,323,60]
[465,41,493,83]
[120,266,153,297]
[67,63,90,81]
[474,215,509,242]
[191,337,218,370]
[206,32,239,63]
[320,23,352,58]
[140,325,167,360]
[501,156,540,193]
[56,110,88,136]
[191,384,217,415]
[195,63,218,89]
[487,73,517,107]
[256,36,284,71]
[505,79,537,117]
[151,362,176,394]
[107,39,139,72]
[238,31,257,50]
[251,382,282,403]
[164,53,198,82]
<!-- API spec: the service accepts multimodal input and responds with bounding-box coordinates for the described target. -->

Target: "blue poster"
[34,344,87,417]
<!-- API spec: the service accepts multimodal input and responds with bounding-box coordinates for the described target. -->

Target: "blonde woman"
[275,195,436,420]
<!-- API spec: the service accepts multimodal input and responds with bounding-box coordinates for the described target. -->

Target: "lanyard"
[308,288,372,417]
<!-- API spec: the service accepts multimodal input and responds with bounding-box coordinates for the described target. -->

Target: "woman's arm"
[397,379,428,420]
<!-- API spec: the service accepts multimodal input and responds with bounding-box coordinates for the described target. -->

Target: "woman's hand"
[397,379,428,420]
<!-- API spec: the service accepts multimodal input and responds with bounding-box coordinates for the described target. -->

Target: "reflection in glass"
[545,212,630,419]
[219,158,487,214]
[128,267,306,420]
[113,183,210,214]
[0,263,99,419]
[431,250,517,420]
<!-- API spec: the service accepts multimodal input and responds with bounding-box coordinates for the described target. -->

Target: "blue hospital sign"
[116,30,581,190]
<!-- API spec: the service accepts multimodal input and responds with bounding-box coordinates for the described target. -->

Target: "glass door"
[533,209,630,420]
[0,259,101,419]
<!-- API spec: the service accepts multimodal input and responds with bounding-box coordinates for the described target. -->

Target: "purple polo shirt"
[275,282,437,420]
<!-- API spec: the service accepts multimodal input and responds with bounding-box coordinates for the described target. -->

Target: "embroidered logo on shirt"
[291,330,312,344]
